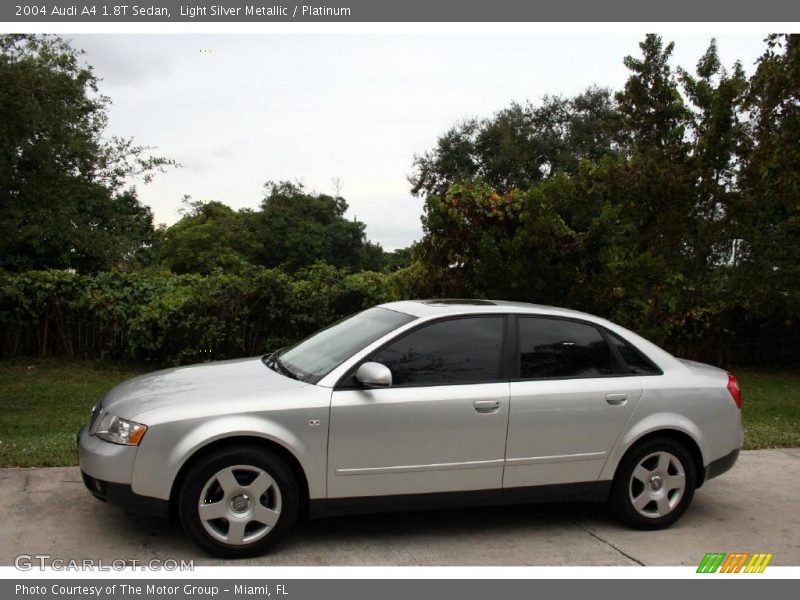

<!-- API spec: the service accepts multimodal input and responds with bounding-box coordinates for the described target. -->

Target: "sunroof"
[422,299,497,306]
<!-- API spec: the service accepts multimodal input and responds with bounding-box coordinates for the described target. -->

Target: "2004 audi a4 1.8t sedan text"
[78,300,743,557]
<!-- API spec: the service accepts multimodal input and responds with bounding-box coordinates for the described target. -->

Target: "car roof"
[380,299,602,322]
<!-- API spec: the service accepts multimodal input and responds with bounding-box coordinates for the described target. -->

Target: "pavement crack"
[571,520,646,566]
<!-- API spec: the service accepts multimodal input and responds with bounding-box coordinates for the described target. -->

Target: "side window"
[518,317,617,379]
[369,317,505,386]
[607,331,661,375]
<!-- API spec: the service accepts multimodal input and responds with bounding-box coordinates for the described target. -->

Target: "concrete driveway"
[1,449,798,566]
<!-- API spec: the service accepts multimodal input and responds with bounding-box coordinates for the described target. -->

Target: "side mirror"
[355,362,392,388]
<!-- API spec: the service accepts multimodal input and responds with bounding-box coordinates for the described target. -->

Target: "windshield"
[277,307,416,383]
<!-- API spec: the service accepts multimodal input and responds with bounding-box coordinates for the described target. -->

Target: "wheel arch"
[612,429,707,489]
[168,435,311,520]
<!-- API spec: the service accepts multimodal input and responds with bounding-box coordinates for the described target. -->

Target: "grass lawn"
[0,359,797,467]
[0,359,148,467]
[737,369,800,449]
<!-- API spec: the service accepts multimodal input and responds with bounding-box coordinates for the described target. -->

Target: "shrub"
[0,266,407,365]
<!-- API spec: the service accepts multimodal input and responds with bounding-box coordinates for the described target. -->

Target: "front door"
[328,315,511,500]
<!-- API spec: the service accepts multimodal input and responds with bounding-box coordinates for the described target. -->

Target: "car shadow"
[119,500,619,564]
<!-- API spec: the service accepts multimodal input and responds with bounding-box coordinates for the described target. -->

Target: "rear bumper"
[704,448,740,483]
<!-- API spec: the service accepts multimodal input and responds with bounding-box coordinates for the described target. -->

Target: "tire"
[178,445,299,558]
[609,437,696,530]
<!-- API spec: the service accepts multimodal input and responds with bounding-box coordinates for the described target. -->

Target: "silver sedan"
[78,300,742,557]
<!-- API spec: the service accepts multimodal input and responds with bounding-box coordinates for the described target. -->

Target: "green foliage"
[0,35,175,273]
[2,33,799,370]
[409,86,623,197]
[246,181,381,273]
[152,186,405,276]
[382,246,415,272]
[156,200,259,274]
[0,267,406,365]
[732,34,800,320]
[410,34,800,366]
[616,35,691,157]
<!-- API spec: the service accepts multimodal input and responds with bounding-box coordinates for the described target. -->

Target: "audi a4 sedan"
[78,300,742,557]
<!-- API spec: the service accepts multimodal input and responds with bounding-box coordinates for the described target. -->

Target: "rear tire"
[178,445,299,558]
[610,437,696,530]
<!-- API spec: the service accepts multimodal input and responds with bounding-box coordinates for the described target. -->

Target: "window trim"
[510,314,663,382]
[334,313,513,390]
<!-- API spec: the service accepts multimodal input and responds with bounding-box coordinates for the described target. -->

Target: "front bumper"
[77,425,169,519]
[77,424,138,484]
[80,471,169,518]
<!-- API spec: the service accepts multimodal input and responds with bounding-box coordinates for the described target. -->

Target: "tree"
[248,181,378,273]
[157,189,390,275]
[156,199,260,274]
[733,34,800,320]
[409,35,765,357]
[680,40,747,253]
[616,34,691,157]
[382,246,415,272]
[408,86,623,197]
[414,179,580,302]
[0,35,174,273]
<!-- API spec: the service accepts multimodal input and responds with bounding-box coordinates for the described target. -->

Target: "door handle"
[473,400,501,413]
[606,393,628,405]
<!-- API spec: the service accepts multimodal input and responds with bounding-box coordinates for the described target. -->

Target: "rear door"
[504,316,643,489]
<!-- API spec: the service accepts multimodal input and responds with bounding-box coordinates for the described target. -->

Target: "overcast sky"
[70,33,767,250]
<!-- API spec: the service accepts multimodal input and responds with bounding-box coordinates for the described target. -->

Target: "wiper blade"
[263,347,303,381]
[274,357,300,380]
[262,348,285,371]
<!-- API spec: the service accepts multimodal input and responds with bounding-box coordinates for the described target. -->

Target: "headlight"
[93,413,148,446]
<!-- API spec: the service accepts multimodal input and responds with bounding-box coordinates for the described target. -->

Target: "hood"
[100,357,306,421]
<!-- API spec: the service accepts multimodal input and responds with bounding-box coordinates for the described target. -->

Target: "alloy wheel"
[628,451,686,519]
[198,464,282,545]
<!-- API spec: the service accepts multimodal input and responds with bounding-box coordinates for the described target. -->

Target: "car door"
[328,315,511,500]
[503,316,643,490]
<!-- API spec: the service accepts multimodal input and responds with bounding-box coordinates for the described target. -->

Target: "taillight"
[727,373,742,410]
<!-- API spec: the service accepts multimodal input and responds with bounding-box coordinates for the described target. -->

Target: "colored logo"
[697,552,773,573]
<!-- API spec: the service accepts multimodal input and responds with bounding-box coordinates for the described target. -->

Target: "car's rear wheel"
[610,437,696,530]
[178,446,298,558]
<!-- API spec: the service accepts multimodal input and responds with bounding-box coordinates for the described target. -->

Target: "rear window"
[518,317,616,379]
[607,331,661,375]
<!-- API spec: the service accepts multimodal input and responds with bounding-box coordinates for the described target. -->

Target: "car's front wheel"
[178,445,299,558]
[610,437,696,530]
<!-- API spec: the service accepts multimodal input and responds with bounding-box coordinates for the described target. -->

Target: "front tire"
[610,437,696,530]
[178,446,299,558]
